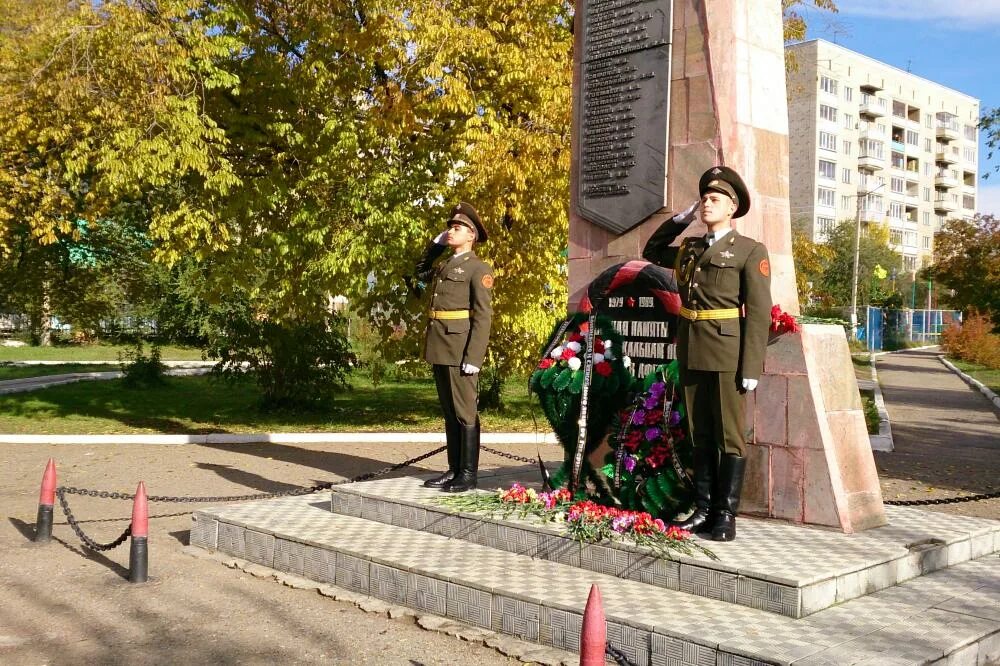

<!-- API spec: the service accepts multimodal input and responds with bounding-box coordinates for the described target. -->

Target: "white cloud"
[977,182,1000,216]
[834,0,1000,25]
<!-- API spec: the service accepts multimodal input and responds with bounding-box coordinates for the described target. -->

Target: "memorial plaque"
[576,0,673,234]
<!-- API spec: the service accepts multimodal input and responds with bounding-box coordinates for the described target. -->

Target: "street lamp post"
[849,182,885,339]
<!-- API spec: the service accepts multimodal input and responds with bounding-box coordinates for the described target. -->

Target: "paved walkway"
[873,347,1000,519]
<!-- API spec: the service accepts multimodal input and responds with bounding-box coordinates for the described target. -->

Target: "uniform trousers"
[679,368,747,457]
[432,365,479,428]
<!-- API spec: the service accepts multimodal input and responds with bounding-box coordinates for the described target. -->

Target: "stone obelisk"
[569,0,886,532]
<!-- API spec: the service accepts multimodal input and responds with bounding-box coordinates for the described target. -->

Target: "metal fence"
[862,306,962,352]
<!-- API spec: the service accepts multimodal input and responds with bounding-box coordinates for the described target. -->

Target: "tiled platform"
[190,476,1000,665]
[327,473,1000,619]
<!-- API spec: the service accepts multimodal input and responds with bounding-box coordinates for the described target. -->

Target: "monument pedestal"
[744,325,887,532]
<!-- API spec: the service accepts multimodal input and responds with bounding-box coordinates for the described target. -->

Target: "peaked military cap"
[448,202,488,243]
[699,166,750,219]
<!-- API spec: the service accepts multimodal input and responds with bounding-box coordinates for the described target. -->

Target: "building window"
[818,186,836,207]
[860,139,883,159]
[890,229,903,245]
[963,194,976,209]
[906,130,919,146]
[925,113,933,128]
[841,195,853,211]
[924,162,931,176]
[903,255,917,271]
[892,100,906,118]
[818,159,836,179]
[843,113,854,130]
[843,140,852,155]
[904,231,918,246]
[842,168,852,184]
[965,124,977,141]
[819,131,837,151]
[891,152,905,169]
[922,236,931,250]
[891,177,905,193]
[817,217,835,238]
[889,201,904,219]
[820,104,838,122]
[844,86,853,102]
[964,146,976,163]
[820,76,838,95]
[924,138,932,152]
[922,211,930,225]
[923,187,931,202]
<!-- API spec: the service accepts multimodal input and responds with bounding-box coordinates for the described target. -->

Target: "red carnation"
[538,358,555,369]
[568,333,584,343]
[561,348,576,361]
[594,361,612,377]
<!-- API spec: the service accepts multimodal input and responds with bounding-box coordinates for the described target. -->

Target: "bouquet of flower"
[529,313,635,480]
[770,304,800,335]
[601,361,694,519]
[437,483,716,560]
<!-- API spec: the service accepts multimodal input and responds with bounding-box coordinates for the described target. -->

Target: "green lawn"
[0,375,544,434]
[949,359,1000,394]
[0,364,122,381]
[0,344,205,362]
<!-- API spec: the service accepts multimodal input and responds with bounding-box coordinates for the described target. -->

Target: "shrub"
[119,341,167,388]
[207,313,354,411]
[860,393,880,435]
[940,310,1000,370]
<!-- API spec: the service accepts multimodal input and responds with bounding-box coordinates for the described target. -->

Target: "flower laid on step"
[437,484,716,560]
[563,500,714,559]
[770,304,800,335]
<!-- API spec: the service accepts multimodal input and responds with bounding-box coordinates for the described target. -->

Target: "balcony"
[857,176,881,194]
[860,99,886,117]
[859,209,884,224]
[935,170,959,189]
[858,124,881,141]
[936,124,959,142]
[934,196,957,213]
[858,153,885,171]
[935,149,958,165]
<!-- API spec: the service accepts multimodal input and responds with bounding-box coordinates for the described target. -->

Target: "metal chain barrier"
[480,444,536,465]
[54,445,447,551]
[884,489,1000,506]
[56,487,132,551]
[606,643,638,666]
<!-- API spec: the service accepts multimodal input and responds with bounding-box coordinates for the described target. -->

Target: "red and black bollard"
[580,584,606,665]
[34,459,57,543]
[128,481,149,583]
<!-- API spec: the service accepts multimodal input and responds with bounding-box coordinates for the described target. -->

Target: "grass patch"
[0,364,122,381]
[948,359,1000,394]
[0,344,205,362]
[859,391,880,435]
[0,374,546,435]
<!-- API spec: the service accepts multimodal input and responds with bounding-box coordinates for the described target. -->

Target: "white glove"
[461,363,480,375]
[433,231,448,245]
[741,378,758,392]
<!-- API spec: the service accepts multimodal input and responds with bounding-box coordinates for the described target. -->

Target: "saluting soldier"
[642,166,772,541]
[413,203,494,493]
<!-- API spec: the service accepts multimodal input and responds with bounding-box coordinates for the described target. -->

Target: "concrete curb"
[938,356,1000,412]
[0,367,211,395]
[0,431,559,445]
[868,360,894,452]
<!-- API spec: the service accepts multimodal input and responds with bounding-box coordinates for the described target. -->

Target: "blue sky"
[802,0,1000,216]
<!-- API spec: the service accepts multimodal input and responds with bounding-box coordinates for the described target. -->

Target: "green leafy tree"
[814,220,900,307]
[791,219,833,308]
[925,215,1000,327]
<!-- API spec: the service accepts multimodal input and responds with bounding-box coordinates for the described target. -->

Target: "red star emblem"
[626,297,636,308]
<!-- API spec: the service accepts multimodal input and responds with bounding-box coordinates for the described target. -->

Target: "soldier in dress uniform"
[413,203,494,493]
[642,166,772,541]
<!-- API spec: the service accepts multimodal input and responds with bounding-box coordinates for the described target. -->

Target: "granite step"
[327,473,1000,619]
[190,490,1000,666]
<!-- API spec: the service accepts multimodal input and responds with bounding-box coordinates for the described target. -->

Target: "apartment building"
[786,39,980,271]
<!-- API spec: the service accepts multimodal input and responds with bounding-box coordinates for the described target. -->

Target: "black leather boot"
[671,446,718,534]
[443,421,480,493]
[424,421,461,488]
[711,454,747,542]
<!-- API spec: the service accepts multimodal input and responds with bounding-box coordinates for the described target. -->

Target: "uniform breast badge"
[453,267,465,274]
[720,250,734,259]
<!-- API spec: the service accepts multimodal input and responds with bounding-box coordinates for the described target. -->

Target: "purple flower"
[649,381,666,396]
[612,515,635,533]
[643,396,659,410]
[623,456,637,473]
[631,410,646,425]
[669,410,682,426]
[645,427,662,442]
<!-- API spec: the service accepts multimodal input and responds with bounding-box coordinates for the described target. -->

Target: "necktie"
[705,233,715,247]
